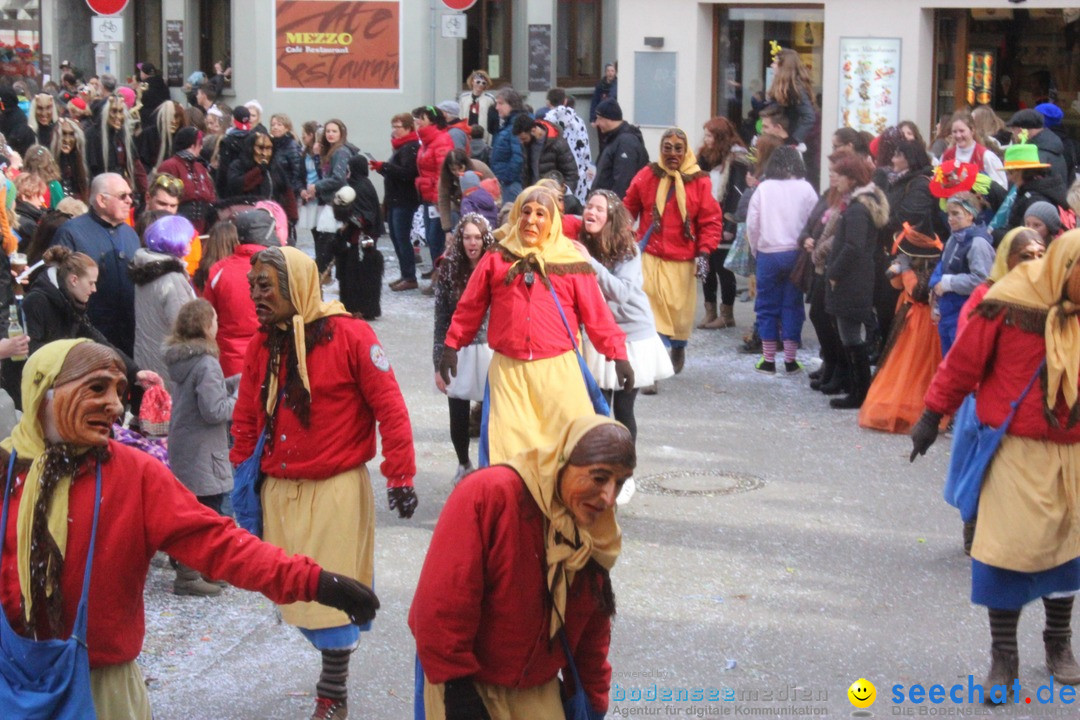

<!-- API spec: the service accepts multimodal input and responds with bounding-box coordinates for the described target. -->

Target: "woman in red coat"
[414,106,454,282]
[410,415,633,720]
[623,128,722,380]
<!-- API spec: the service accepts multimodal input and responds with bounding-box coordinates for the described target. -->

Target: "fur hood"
[128,249,187,286]
[164,338,220,385]
[851,183,890,229]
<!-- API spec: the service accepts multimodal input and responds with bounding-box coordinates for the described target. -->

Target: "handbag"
[559,628,597,720]
[231,387,285,537]
[943,361,1044,522]
[0,451,102,719]
[723,223,754,277]
[789,247,814,294]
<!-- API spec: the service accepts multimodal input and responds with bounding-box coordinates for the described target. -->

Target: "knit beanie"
[1024,201,1062,235]
[460,171,481,193]
[595,99,623,122]
[173,126,201,153]
[1035,103,1064,128]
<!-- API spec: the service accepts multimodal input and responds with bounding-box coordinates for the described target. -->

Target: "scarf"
[265,247,349,413]
[507,415,623,638]
[983,230,1080,415]
[654,136,703,228]
[498,188,587,286]
[391,130,418,150]
[2,338,92,628]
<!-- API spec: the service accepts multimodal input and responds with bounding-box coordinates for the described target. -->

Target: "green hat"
[1004,137,1050,171]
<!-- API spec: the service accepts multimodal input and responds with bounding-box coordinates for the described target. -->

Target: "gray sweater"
[588,253,657,342]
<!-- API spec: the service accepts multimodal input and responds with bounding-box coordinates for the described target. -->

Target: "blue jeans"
[753,250,804,342]
[388,203,418,281]
[422,203,446,265]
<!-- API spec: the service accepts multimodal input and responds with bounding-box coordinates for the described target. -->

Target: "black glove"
[440,346,458,386]
[388,486,418,519]
[695,254,709,282]
[315,570,380,626]
[444,677,491,720]
[614,358,635,393]
[909,409,943,462]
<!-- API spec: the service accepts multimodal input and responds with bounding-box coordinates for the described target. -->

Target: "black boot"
[830,344,870,409]
[819,357,850,395]
[809,361,833,390]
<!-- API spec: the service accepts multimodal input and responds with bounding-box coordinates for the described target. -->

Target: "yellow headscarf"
[989,227,1043,283]
[498,186,586,282]
[264,246,350,413]
[983,230,1080,413]
[507,414,626,638]
[654,129,703,225]
[1,338,92,623]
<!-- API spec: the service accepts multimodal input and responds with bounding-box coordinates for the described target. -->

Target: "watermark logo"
[848,678,876,709]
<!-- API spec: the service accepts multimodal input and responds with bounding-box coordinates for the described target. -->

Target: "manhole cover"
[636,470,766,497]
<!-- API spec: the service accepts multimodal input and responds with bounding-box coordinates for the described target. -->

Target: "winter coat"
[825,184,890,319]
[415,125,454,204]
[409,466,614,714]
[156,150,218,232]
[1048,126,1080,186]
[51,212,141,357]
[589,77,617,122]
[379,132,420,208]
[883,167,945,242]
[213,129,249,198]
[591,122,650,199]
[202,243,264,377]
[458,90,499,141]
[747,178,818,255]
[522,121,579,189]
[438,159,496,231]
[165,338,238,497]
[776,90,817,145]
[1007,173,1070,231]
[624,165,723,262]
[138,75,171,130]
[0,90,36,157]
[14,200,43,250]
[489,113,524,189]
[336,155,383,239]
[1030,128,1070,188]
[459,188,499,229]
[129,248,196,385]
[271,134,306,195]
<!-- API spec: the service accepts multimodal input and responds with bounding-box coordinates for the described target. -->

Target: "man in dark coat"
[591,99,649,199]
[1008,109,1071,188]
[0,87,37,157]
[512,115,579,189]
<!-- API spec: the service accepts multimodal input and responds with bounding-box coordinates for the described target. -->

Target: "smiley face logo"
[848,678,876,708]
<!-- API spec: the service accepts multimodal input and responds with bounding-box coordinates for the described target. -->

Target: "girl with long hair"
[193,219,238,294]
[305,118,353,274]
[696,117,750,329]
[21,144,63,207]
[767,48,819,167]
[49,118,89,201]
[433,213,496,483]
[413,106,454,282]
[940,111,1006,187]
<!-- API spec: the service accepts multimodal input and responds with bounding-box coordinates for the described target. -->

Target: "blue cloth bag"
[943,361,1043,522]
[560,628,604,720]
[232,388,285,537]
[0,451,102,719]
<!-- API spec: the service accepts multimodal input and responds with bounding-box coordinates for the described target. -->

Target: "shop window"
[711,6,824,138]
[0,0,41,81]
[134,0,163,77]
[463,0,512,86]
[199,0,231,87]
[556,0,601,87]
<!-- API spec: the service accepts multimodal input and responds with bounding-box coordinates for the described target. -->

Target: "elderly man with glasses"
[50,172,141,357]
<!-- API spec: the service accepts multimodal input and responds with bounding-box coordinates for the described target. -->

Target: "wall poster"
[275,0,400,90]
[838,37,901,134]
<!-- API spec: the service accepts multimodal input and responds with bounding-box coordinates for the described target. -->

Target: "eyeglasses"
[151,175,184,194]
[472,77,488,86]
[661,143,686,153]
[104,191,133,202]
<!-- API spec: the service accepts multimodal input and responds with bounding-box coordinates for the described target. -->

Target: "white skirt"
[297,200,319,230]
[583,334,674,390]
[446,343,493,402]
[314,204,343,233]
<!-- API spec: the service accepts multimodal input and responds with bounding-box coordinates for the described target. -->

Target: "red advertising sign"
[441,0,478,10]
[86,0,129,15]
[276,0,400,90]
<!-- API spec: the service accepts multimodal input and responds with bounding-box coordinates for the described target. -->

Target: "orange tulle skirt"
[859,298,942,434]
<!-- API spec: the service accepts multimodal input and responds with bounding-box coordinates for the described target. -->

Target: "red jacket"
[0,441,320,668]
[230,315,416,485]
[444,249,627,362]
[202,243,263,377]
[623,165,723,261]
[924,309,1080,442]
[415,125,454,204]
[409,466,613,713]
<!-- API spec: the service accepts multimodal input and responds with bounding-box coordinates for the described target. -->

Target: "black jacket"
[139,75,171,130]
[1031,128,1071,189]
[883,167,946,241]
[591,122,649,199]
[271,135,306,194]
[826,185,890,320]
[380,137,420,208]
[0,89,36,157]
[1007,173,1070,231]
[14,201,43,252]
[523,124,579,188]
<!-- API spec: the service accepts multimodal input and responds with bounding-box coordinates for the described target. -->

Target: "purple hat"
[144,215,195,258]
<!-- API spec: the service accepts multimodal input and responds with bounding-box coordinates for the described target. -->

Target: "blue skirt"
[971,558,1080,610]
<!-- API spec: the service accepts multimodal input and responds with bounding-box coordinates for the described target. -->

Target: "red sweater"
[444,250,627,362]
[202,243,263,377]
[230,315,416,485]
[0,441,321,668]
[924,310,1080,442]
[409,466,613,712]
[623,166,723,261]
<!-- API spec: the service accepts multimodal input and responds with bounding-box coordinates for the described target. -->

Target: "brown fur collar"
[496,245,595,288]
[649,163,708,182]
[851,184,890,230]
[128,257,187,285]
[973,301,1049,334]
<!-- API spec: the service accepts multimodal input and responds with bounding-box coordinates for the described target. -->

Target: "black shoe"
[829,344,871,409]
[670,347,686,374]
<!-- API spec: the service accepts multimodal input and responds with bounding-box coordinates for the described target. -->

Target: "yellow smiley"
[848,678,876,708]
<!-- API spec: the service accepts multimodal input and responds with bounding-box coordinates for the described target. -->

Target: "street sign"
[441,0,477,11]
[86,0,129,15]
[442,14,466,39]
[91,15,124,44]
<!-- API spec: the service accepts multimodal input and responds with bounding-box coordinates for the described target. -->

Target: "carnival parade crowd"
[0,47,1079,720]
